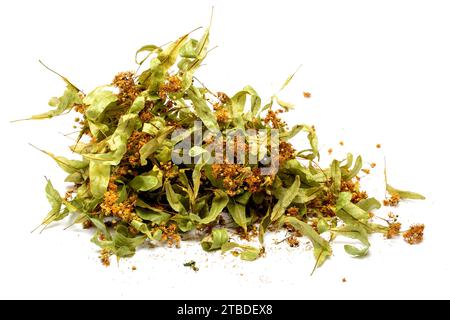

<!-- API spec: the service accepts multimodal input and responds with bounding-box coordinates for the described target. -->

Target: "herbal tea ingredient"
[21,25,425,270]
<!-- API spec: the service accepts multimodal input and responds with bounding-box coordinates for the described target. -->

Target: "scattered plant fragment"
[184,260,199,272]
[403,224,425,245]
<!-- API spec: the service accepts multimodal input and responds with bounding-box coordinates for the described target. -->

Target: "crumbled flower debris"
[403,224,425,245]
[386,222,401,239]
[384,193,401,207]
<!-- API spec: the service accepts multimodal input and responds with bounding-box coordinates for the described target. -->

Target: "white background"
[0,0,449,299]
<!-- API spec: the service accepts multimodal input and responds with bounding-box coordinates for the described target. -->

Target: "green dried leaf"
[344,245,370,257]
[271,175,300,221]
[335,192,352,212]
[330,160,341,194]
[280,124,305,141]
[357,198,381,212]
[130,220,159,240]
[142,117,166,135]
[140,32,189,91]
[178,169,194,204]
[192,148,210,199]
[201,228,229,251]
[159,33,190,70]
[127,95,146,114]
[293,187,321,204]
[140,126,174,166]
[89,161,110,199]
[227,199,247,232]
[317,219,329,234]
[179,23,210,74]
[258,207,271,245]
[89,217,111,240]
[84,86,118,121]
[164,180,187,214]
[87,120,109,139]
[129,175,159,192]
[343,155,362,180]
[171,213,200,232]
[112,225,146,258]
[24,87,81,120]
[336,193,372,233]
[342,153,354,170]
[240,247,261,261]
[187,87,219,132]
[249,89,262,117]
[155,144,172,163]
[136,207,171,225]
[231,86,260,126]
[180,39,199,58]
[129,167,163,192]
[135,44,161,65]
[221,242,260,261]
[191,25,210,66]
[65,172,84,183]
[83,114,138,165]
[41,180,63,224]
[334,224,370,257]
[282,216,332,270]
[384,163,425,200]
[257,98,274,116]
[236,191,251,206]
[275,96,294,111]
[286,125,319,161]
[139,58,163,92]
[31,145,88,174]
[306,128,319,160]
[337,201,370,222]
[200,190,228,225]
[279,65,301,91]
[38,60,80,92]
[387,184,425,200]
[117,185,128,203]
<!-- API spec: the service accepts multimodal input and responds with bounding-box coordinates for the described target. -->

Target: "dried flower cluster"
[403,224,425,245]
